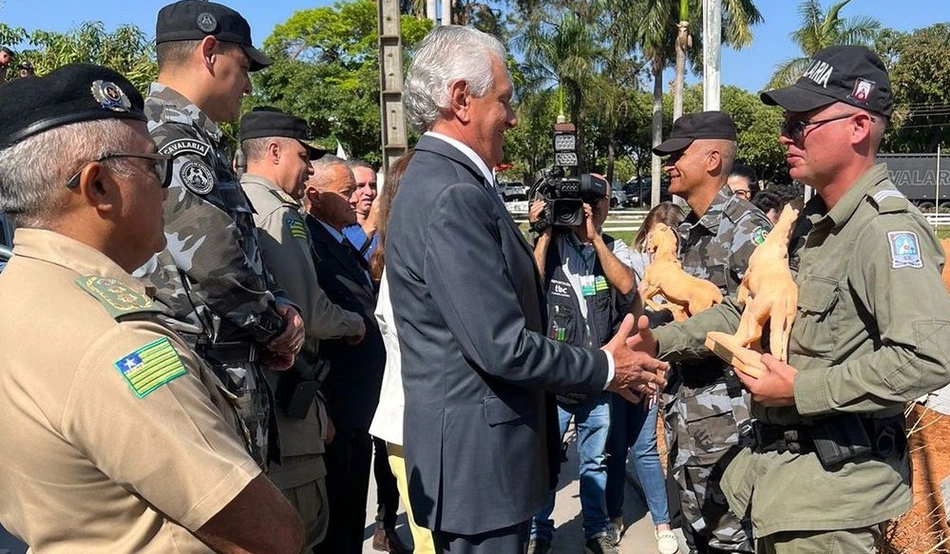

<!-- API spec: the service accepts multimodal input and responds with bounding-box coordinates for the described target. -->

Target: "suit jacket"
[305,216,385,431]
[386,135,610,535]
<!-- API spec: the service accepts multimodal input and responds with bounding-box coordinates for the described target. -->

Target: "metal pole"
[441,0,452,24]
[426,0,437,23]
[702,0,722,110]
[936,144,942,218]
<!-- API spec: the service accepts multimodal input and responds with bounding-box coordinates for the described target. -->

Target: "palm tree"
[607,0,761,207]
[767,0,880,89]
[516,10,605,173]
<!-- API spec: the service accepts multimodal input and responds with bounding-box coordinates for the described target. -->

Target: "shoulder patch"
[286,216,308,240]
[269,187,299,206]
[888,231,924,269]
[114,337,187,398]
[179,160,215,195]
[76,276,161,319]
[158,138,211,158]
[752,226,768,245]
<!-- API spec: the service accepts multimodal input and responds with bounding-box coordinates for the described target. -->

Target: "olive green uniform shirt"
[654,164,950,537]
[240,174,363,488]
[0,229,260,553]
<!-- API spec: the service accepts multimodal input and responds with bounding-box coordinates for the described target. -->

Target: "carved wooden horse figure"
[706,204,800,377]
[637,222,723,322]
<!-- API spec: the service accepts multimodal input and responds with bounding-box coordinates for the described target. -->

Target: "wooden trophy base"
[705,332,765,378]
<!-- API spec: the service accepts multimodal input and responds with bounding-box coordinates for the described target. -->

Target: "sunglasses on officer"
[65,152,174,189]
[781,112,876,143]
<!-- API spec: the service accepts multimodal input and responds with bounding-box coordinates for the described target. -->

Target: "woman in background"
[368,151,435,554]
[605,202,683,554]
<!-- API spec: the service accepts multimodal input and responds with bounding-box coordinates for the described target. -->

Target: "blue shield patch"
[887,231,923,269]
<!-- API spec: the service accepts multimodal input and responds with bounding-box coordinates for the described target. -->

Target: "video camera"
[530,119,607,229]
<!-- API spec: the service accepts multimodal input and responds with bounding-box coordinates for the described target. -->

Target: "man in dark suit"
[303,155,386,554]
[386,25,669,553]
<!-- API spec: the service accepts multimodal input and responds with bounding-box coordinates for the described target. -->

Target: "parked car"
[623,177,672,208]
[498,180,528,202]
[610,188,628,208]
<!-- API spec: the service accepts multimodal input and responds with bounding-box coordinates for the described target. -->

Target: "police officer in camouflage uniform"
[137,0,306,468]
[636,46,950,554]
[238,108,368,549]
[651,111,770,554]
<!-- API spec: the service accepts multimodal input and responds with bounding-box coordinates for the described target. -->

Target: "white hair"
[0,119,138,228]
[403,25,507,133]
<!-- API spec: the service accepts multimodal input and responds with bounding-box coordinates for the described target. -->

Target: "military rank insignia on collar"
[114,337,187,398]
[888,231,923,269]
[91,80,133,113]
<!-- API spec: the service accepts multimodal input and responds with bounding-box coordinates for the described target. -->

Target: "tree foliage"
[767,0,880,89]
[252,0,432,165]
[878,24,950,153]
[0,21,155,91]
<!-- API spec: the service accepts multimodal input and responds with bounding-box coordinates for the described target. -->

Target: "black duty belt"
[751,414,906,468]
[196,340,258,365]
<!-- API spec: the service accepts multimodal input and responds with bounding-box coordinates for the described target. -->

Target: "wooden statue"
[637,223,723,322]
[706,204,800,378]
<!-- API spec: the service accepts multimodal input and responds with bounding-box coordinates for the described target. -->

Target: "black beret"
[156,0,270,72]
[653,111,737,156]
[240,107,326,159]
[761,45,893,117]
[0,63,145,150]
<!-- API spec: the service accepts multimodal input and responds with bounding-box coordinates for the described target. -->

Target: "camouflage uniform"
[139,83,288,468]
[662,184,770,553]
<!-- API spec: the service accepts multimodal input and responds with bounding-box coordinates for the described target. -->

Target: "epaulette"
[268,187,300,207]
[867,186,909,214]
[75,276,163,320]
[722,195,750,222]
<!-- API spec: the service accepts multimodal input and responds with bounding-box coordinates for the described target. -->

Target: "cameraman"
[526,176,635,554]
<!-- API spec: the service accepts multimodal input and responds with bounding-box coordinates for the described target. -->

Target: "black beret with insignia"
[240,107,326,160]
[156,0,271,71]
[0,63,145,150]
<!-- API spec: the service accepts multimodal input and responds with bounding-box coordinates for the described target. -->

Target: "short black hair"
[730,164,760,195]
[0,47,14,57]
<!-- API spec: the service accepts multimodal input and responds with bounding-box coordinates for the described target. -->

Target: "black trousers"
[313,426,373,554]
[373,437,402,529]
[433,520,529,553]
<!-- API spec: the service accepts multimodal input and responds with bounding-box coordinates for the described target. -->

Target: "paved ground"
[0,429,688,554]
[360,428,689,553]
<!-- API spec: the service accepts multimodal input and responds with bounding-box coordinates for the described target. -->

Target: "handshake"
[601,314,668,403]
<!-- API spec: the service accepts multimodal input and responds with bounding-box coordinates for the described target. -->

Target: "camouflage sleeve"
[152,122,284,343]
[256,205,364,339]
[795,213,950,415]
[728,209,772,281]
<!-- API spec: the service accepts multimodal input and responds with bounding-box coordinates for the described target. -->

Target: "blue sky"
[0,0,946,92]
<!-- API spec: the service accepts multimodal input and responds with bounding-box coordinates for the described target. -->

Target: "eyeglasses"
[781,112,875,143]
[66,152,174,189]
[733,189,752,199]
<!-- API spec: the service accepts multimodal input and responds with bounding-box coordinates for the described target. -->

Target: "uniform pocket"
[793,275,838,358]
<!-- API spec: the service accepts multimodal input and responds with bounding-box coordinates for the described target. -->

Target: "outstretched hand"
[625,314,658,357]
[603,314,668,404]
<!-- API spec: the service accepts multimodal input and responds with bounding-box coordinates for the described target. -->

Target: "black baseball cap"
[155,0,271,72]
[0,63,145,150]
[240,107,326,159]
[653,111,737,156]
[760,45,893,117]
